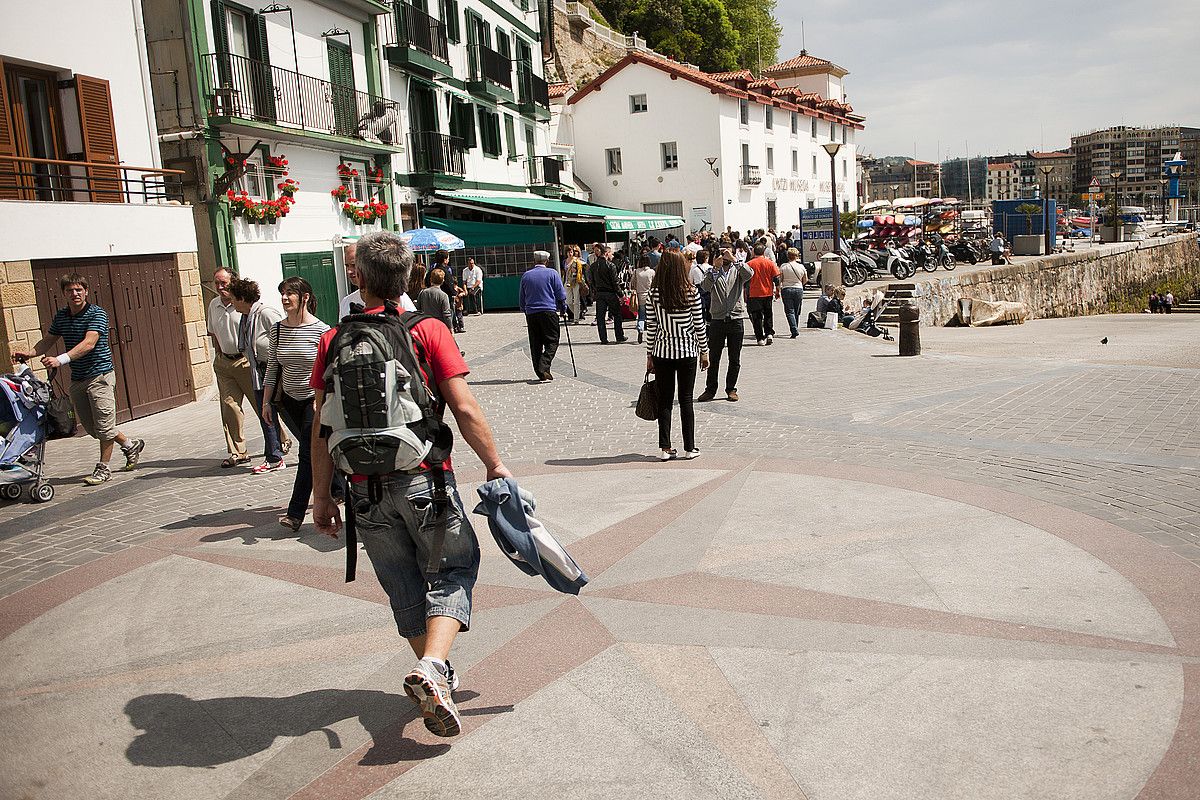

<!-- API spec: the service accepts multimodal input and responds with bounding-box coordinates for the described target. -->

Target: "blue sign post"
[799,206,836,263]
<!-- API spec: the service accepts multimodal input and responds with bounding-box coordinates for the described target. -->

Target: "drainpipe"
[131,0,163,169]
[158,131,205,142]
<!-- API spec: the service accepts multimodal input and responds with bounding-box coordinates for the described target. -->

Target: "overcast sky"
[774,0,1200,162]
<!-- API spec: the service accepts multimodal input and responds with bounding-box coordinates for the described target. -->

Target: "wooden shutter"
[327,42,356,136]
[0,62,20,200]
[251,13,276,122]
[210,0,231,86]
[75,75,122,203]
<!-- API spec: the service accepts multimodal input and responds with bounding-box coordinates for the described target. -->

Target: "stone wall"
[175,251,214,393]
[549,3,627,86]
[0,260,39,370]
[865,234,1200,327]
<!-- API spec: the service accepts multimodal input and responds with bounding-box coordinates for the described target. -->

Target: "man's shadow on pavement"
[544,453,655,467]
[162,506,341,552]
[124,690,513,768]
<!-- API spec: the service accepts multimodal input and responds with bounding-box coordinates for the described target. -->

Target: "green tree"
[595,0,740,72]
[723,0,781,72]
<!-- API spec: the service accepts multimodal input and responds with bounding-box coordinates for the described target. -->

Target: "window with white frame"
[791,112,798,135]
[338,156,376,200]
[237,152,274,199]
[830,121,836,139]
[661,141,678,171]
[606,147,622,175]
[811,117,817,139]
[842,125,847,143]
[843,160,848,178]
[766,146,774,173]
[811,153,817,174]
[739,99,749,126]
[765,106,773,130]
[630,94,648,114]
[792,149,798,175]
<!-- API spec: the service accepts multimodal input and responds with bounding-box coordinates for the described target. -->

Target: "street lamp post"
[1160,179,1168,221]
[823,141,843,254]
[1039,164,1054,254]
[1109,169,1122,242]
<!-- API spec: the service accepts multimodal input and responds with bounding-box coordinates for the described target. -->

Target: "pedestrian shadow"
[470,379,543,387]
[544,453,654,467]
[162,506,341,552]
[124,689,514,768]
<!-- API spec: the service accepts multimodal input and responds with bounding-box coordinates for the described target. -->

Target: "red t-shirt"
[747,257,780,298]
[310,308,469,473]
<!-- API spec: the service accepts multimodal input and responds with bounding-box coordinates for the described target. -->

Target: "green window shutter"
[448,0,460,42]
[253,13,270,64]
[504,115,516,161]
[211,0,229,53]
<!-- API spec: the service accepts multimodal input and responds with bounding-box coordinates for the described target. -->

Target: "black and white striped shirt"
[645,288,708,359]
[265,320,329,401]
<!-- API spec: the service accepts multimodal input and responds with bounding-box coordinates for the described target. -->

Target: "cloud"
[774,0,1200,159]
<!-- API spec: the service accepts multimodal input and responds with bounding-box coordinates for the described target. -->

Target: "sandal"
[221,455,250,468]
[278,515,302,532]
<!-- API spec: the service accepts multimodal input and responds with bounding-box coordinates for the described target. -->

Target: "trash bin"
[820,252,842,288]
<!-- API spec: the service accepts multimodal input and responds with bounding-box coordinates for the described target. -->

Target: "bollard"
[898,302,921,356]
[819,252,842,289]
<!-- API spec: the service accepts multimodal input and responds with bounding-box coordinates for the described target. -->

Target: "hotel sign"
[770,178,834,194]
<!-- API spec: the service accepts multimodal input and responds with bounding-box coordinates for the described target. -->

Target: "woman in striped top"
[645,250,709,461]
[262,277,335,531]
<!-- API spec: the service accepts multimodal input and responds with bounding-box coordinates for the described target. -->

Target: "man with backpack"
[309,231,512,738]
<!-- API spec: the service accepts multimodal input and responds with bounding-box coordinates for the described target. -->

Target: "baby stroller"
[0,364,57,503]
[847,290,895,341]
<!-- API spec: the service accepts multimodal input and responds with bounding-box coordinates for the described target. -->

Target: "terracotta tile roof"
[906,159,935,166]
[988,162,1015,170]
[763,51,848,77]
[710,69,754,83]
[1030,150,1070,158]
[567,51,866,129]
[548,82,572,99]
[747,78,779,91]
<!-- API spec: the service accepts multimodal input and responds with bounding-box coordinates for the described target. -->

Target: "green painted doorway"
[281,251,339,327]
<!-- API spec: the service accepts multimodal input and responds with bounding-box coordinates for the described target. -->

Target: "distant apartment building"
[1014,151,1075,205]
[986,162,1018,201]
[863,157,938,199]
[939,156,988,204]
[1071,125,1200,205]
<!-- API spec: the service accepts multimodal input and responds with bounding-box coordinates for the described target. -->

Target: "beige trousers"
[213,355,254,457]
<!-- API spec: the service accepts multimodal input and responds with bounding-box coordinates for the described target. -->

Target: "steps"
[875,284,915,325]
[1173,298,1200,314]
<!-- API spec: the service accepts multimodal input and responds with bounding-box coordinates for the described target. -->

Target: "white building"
[986,162,1018,202]
[0,0,206,419]
[563,50,865,237]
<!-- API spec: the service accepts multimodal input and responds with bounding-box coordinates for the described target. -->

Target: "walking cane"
[560,311,578,378]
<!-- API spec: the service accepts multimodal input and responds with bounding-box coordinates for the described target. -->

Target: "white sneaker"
[683,449,701,460]
[765,335,774,345]
[403,658,462,737]
[658,449,677,461]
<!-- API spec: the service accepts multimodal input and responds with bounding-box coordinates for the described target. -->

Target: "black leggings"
[652,356,698,452]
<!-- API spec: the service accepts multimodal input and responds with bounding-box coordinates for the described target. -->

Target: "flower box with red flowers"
[278,178,300,197]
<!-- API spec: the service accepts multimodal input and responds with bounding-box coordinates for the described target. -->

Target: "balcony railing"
[741,164,762,186]
[528,155,564,186]
[203,52,400,145]
[409,131,466,176]
[387,2,449,63]
[0,155,185,204]
[517,66,549,108]
[468,44,512,90]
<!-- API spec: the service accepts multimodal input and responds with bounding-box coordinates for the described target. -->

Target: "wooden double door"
[33,254,193,424]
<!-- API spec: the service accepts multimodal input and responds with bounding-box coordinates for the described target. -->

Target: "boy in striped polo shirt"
[15,274,144,485]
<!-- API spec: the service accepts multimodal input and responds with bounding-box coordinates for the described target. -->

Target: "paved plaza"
[1,303,1198,799]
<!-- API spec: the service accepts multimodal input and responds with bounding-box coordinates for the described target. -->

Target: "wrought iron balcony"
[528,155,564,187]
[203,52,400,146]
[468,43,512,90]
[386,2,449,63]
[409,131,466,176]
[0,155,184,204]
[517,66,549,109]
[741,164,762,186]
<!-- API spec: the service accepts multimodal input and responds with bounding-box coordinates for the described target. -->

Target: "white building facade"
[564,51,865,237]
[986,162,1018,202]
[1,0,206,419]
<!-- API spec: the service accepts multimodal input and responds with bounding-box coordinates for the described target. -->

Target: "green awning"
[424,217,555,247]
[436,191,685,232]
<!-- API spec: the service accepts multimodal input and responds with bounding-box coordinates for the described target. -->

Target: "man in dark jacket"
[590,244,627,344]
[518,251,567,380]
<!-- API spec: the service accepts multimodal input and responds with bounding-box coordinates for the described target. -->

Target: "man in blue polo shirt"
[518,250,567,381]
[14,274,145,485]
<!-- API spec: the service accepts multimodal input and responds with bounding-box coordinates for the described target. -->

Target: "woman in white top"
[631,255,655,343]
[779,247,808,338]
[262,277,340,531]
[228,277,291,472]
[645,250,709,461]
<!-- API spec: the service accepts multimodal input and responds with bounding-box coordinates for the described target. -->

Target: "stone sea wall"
[896,234,1200,326]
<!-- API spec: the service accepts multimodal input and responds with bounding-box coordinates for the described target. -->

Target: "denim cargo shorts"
[350,470,480,639]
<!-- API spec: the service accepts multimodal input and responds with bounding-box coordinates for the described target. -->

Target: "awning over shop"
[434,192,685,232]
[423,217,555,246]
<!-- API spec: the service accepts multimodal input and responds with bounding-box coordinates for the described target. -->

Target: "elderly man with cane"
[518,250,567,382]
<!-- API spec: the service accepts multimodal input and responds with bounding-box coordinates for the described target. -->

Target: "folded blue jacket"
[473,477,589,595]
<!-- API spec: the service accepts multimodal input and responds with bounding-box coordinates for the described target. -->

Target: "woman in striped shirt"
[645,250,709,461]
[262,277,336,531]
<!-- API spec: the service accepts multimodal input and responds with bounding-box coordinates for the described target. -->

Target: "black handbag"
[635,372,658,421]
[45,371,77,439]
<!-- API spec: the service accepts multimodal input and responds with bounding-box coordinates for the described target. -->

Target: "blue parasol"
[400,227,466,252]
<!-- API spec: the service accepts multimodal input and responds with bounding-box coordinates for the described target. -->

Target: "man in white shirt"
[462,257,484,315]
[207,268,255,467]
[683,234,703,255]
[339,242,415,318]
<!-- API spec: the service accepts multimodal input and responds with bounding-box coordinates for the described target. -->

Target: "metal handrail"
[387,2,449,62]
[409,131,466,176]
[468,43,512,89]
[528,155,563,186]
[203,52,400,144]
[0,154,185,203]
[517,66,549,108]
[741,164,762,186]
